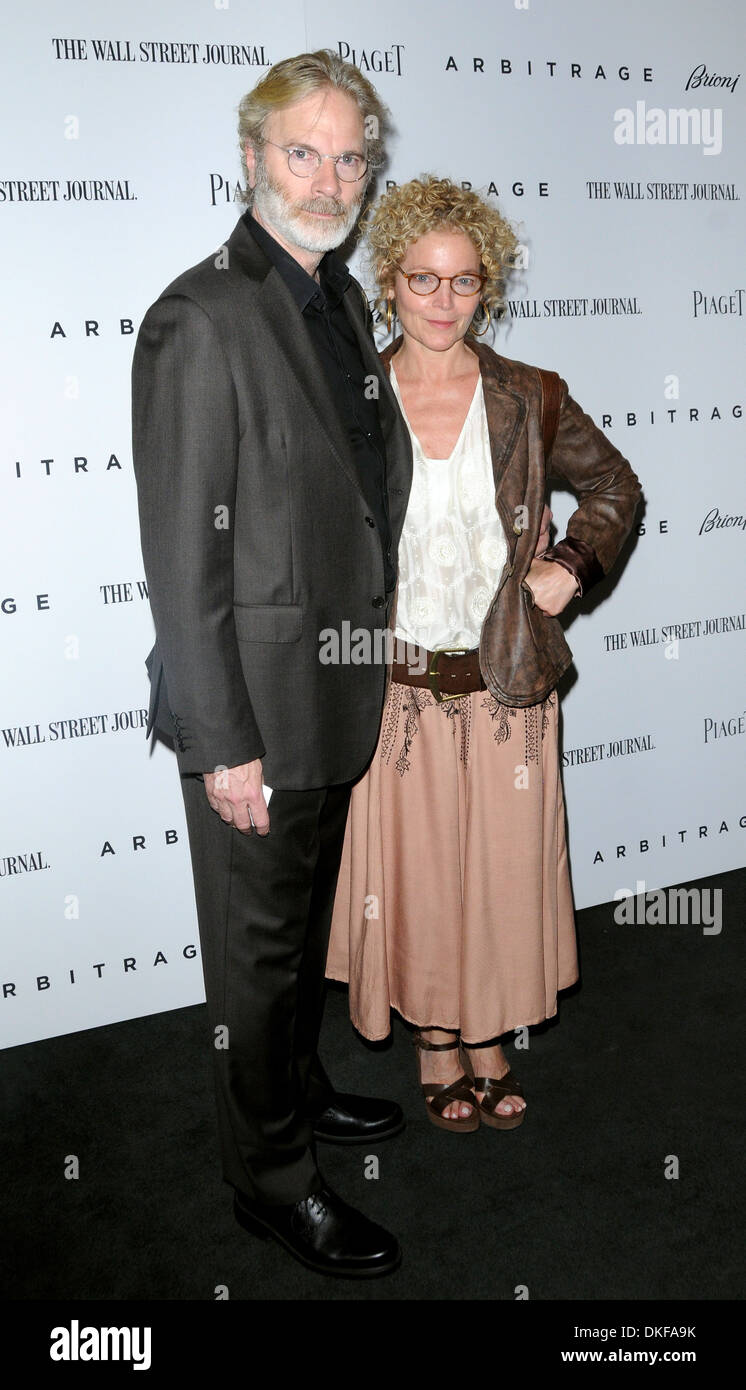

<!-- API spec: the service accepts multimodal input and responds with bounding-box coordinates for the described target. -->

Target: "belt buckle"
[428,646,471,704]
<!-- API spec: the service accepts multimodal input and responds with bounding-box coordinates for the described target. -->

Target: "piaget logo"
[614,100,722,155]
[50,1320,151,1370]
[692,289,744,318]
[336,40,405,76]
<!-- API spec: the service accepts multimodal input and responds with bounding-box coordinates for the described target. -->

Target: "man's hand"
[204,759,270,836]
[522,560,579,617]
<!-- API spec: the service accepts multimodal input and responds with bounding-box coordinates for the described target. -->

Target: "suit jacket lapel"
[339,283,400,441]
[339,283,413,539]
[225,215,412,532]
[225,217,364,499]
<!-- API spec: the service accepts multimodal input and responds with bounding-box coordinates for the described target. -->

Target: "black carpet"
[3,868,744,1303]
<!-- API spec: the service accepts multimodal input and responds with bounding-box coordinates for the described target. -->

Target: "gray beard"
[252,165,363,254]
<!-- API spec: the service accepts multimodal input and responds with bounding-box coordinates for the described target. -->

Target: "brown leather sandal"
[459,1042,526,1130]
[413,1033,480,1133]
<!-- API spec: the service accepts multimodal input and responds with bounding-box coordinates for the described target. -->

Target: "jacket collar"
[379,335,526,498]
[241,210,350,313]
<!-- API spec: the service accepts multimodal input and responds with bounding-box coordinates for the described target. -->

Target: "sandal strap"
[473,1069,524,1102]
[413,1032,459,1052]
[421,1074,477,1115]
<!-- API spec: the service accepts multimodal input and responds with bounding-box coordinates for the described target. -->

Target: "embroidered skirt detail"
[326,681,579,1044]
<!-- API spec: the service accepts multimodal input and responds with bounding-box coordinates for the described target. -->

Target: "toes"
[474,1083,526,1117]
[438,1101,474,1120]
[500,1097,526,1114]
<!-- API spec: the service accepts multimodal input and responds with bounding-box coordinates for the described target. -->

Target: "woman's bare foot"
[462,1042,526,1117]
[416,1027,476,1121]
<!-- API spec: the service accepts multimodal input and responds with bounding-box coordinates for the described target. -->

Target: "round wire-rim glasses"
[395,266,488,296]
[262,139,369,183]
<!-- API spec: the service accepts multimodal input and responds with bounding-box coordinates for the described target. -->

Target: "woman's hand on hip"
[522,559,580,617]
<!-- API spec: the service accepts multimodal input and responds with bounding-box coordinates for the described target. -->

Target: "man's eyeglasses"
[262,140,369,183]
[395,267,487,297]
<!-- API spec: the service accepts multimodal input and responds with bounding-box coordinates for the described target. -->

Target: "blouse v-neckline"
[390,358,483,463]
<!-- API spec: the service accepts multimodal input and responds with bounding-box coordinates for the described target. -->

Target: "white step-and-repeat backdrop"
[2,0,743,1046]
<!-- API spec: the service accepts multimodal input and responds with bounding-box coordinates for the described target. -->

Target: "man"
[133,49,549,1279]
[132,51,411,1279]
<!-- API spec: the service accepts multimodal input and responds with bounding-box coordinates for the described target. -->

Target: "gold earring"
[470,301,491,337]
[385,299,396,334]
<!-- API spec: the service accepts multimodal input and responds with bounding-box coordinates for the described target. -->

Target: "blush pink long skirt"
[325,681,579,1045]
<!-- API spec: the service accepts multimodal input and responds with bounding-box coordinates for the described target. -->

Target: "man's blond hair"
[237,49,390,205]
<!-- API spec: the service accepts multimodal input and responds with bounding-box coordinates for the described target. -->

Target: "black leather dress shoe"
[312,1092,405,1145]
[234,1184,401,1278]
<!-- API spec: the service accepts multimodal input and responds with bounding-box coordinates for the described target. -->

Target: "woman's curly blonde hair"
[363,175,518,334]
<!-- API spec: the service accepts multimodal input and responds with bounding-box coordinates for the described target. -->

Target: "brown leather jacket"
[380,335,643,707]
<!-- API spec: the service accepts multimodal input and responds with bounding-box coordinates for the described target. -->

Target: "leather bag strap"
[538,367,562,461]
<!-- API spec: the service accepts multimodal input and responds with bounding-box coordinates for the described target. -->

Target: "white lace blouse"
[390,359,509,651]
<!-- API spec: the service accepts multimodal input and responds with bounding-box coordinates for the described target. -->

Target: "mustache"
[295,195,349,217]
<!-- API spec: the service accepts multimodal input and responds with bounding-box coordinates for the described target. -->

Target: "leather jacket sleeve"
[541,378,642,597]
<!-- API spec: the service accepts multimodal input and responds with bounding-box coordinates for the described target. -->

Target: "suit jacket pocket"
[232,603,303,643]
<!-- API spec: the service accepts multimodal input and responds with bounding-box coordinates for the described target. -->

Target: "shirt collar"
[243,211,350,313]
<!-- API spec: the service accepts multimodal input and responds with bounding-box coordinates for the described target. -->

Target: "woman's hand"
[522,559,579,617]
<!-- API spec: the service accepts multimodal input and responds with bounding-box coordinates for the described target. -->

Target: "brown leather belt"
[390,640,486,704]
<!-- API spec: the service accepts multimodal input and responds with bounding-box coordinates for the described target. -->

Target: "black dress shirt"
[244,211,395,593]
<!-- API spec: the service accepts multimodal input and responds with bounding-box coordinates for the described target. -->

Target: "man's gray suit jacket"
[131,214,412,788]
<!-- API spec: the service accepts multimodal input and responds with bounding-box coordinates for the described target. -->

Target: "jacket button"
[372,595,385,608]
[365,515,375,527]
[512,520,523,536]
[508,563,515,576]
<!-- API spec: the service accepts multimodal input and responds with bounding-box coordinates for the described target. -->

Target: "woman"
[326,177,642,1130]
